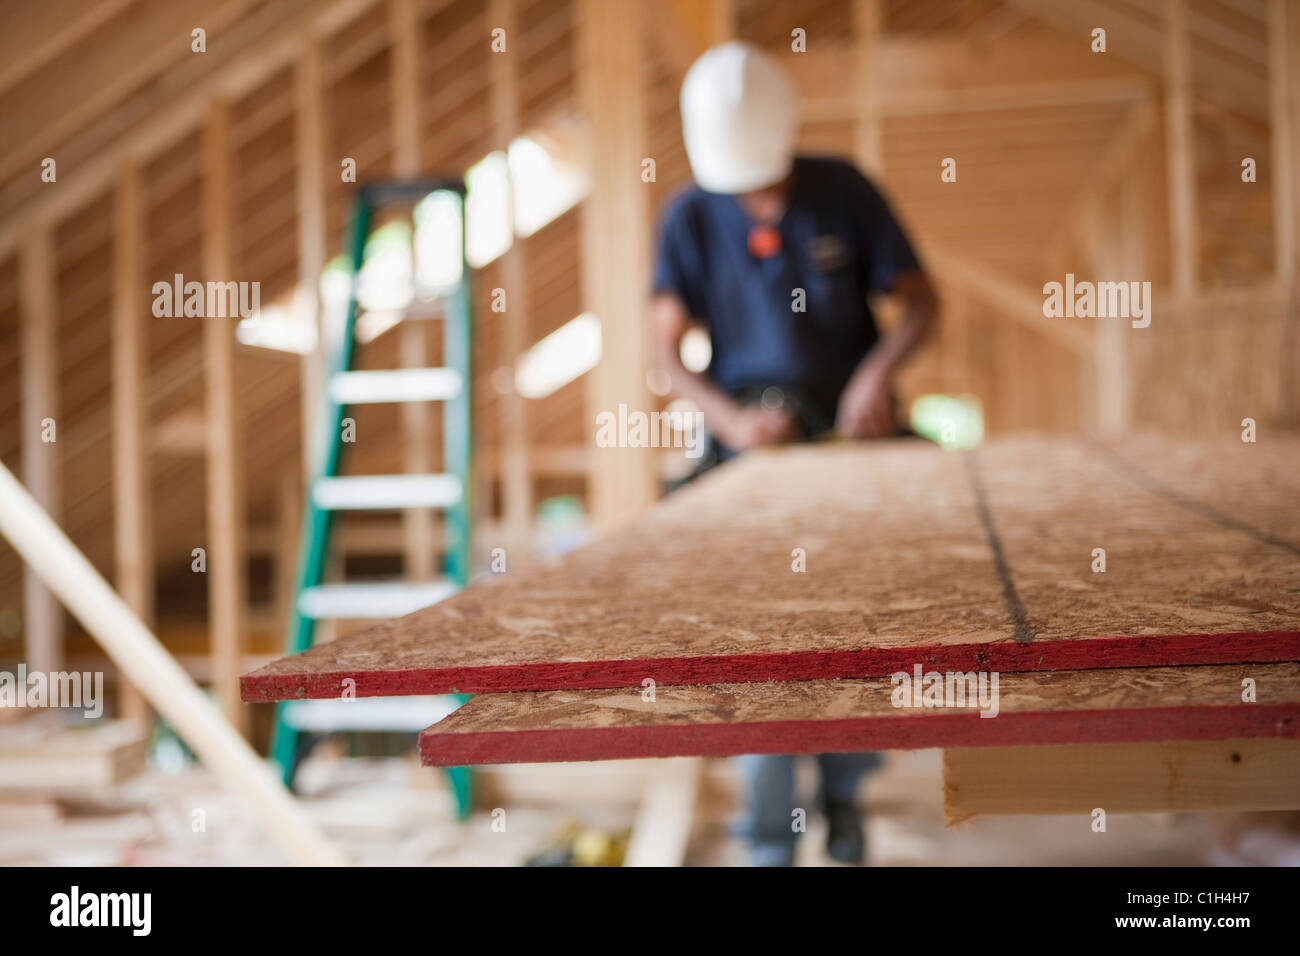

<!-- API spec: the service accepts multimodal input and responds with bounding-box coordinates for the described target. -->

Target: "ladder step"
[328,367,462,404]
[313,474,462,510]
[298,580,458,620]
[281,695,463,732]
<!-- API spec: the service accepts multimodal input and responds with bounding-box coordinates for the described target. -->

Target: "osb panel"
[419,662,1300,765]
[243,435,1300,702]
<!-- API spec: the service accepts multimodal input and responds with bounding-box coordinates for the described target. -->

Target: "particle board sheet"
[419,662,1300,766]
[242,436,1300,701]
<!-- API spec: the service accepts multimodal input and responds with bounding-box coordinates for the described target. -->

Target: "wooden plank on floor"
[417,662,1300,767]
[242,436,1300,701]
[0,719,149,791]
[943,737,1300,821]
[623,757,702,867]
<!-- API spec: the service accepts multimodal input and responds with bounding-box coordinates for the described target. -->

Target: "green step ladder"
[269,179,474,818]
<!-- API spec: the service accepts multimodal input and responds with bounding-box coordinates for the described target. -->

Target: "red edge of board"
[417,704,1300,766]
[241,630,1300,702]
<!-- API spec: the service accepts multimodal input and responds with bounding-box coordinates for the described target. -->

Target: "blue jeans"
[735,752,882,866]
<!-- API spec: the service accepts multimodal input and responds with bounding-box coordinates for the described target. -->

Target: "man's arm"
[835,268,940,438]
[652,292,797,450]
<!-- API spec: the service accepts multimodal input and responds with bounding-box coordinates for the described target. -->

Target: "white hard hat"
[680,42,799,194]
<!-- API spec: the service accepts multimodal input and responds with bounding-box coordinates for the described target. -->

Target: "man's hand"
[717,404,800,450]
[835,363,895,438]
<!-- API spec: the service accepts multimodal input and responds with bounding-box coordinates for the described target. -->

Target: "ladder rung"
[298,580,458,619]
[313,474,462,510]
[328,368,461,404]
[281,695,463,732]
[404,298,446,319]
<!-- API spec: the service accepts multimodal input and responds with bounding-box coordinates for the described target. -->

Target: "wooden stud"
[853,0,883,176]
[1164,0,1198,295]
[490,0,532,559]
[274,466,300,633]
[112,161,152,724]
[647,0,734,78]
[577,0,656,529]
[1270,0,1296,289]
[391,0,436,581]
[202,99,249,734]
[19,227,62,675]
[295,37,328,484]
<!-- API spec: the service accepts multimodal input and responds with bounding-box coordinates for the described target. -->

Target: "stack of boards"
[243,436,1300,784]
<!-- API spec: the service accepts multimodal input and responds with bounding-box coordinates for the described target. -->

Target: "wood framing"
[419,662,1300,766]
[390,0,437,581]
[203,99,249,733]
[112,161,153,724]
[1270,0,1296,288]
[295,36,328,483]
[577,0,656,529]
[853,0,882,175]
[1163,0,1198,295]
[490,0,533,559]
[925,246,1092,354]
[0,458,343,866]
[0,0,381,260]
[244,436,1300,701]
[19,227,62,676]
[943,738,1300,821]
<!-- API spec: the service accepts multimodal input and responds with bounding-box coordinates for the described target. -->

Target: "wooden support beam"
[490,0,533,560]
[1090,166,1145,437]
[1270,0,1296,289]
[1007,0,1266,121]
[924,245,1092,355]
[19,228,63,676]
[112,161,153,725]
[853,0,883,175]
[0,0,257,189]
[1164,0,1198,296]
[274,467,301,634]
[943,739,1300,821]
[295,38,328,484]
[798,72,1152,123]
[1047,100,1156,266]
[0,0,136,97]
[577,0,656,529]
[390,0,436,581]
[648,0,735,76]
[202,100,249,734]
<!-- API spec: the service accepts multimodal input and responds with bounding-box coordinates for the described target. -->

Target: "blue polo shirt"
[652,155,921,416]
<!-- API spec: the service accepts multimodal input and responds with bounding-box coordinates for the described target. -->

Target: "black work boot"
[821,795,865,864]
